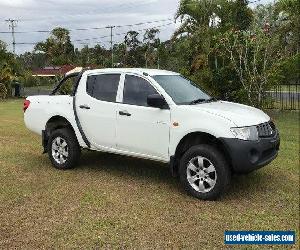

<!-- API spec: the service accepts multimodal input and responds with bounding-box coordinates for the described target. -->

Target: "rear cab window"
[86,74,120,102]
[52,74,78,96]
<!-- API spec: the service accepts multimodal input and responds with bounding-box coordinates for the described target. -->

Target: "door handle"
[79,104,90,110]
[119,111,131,116]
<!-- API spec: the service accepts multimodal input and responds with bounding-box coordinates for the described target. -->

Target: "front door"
[116,74,170,160]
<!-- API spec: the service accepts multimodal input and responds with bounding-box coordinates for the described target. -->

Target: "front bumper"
[220,130,280,173]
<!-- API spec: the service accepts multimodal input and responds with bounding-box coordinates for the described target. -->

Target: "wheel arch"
[170,131,232,176]
[43,115,77,152]
[46,115,75,134]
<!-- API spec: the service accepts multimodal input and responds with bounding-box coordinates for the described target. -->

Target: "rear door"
[116,74,170,161]
[76,73,121,150]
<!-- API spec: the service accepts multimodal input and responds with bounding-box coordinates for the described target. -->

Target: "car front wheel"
[179,145,231,200]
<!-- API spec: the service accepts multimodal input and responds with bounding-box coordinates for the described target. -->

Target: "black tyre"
[179,145,231,200]
[47,128,81,170]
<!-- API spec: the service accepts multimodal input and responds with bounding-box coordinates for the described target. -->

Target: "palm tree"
[174,0,219,73]
[174,0,218,38]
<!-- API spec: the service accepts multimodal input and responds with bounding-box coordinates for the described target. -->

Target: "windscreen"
[152,75,211,105]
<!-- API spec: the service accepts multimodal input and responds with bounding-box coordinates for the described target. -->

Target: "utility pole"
[86,44,90,64]
[5,19,18,55]
[107,26,115,67]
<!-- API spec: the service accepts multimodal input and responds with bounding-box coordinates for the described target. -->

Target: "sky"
[0,0,273,54]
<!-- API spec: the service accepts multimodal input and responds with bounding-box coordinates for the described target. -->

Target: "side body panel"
[168,106,237,157]
[116,103,170,160]
[24,95,87,147]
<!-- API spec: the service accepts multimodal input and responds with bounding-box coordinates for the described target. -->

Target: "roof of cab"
[83,68,179,76]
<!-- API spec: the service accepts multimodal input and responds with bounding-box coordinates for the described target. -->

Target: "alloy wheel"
[52,137,69,164]
[186,156,217,193]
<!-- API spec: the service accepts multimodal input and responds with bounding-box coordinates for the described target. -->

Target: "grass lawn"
[0,99,299,249]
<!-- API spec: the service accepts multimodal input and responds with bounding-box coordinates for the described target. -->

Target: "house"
[32,65,76,78]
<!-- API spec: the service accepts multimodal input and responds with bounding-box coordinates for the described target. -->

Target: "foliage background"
[0,0,298,107]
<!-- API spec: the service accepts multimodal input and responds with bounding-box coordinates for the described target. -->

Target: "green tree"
[175,0,217,36]
[113,43,127,67]
[124,31,144,67]
[174,0,217,70]
[275,0,299,55]
[215,26,284,106]
[174,0,253,77]
[252,1,299,87]
[143,28,160,68]
[17,51,47,70]
[77,45,90,66]
[35,27,74,65]
[0,40,18,96]
[233,0,253,30]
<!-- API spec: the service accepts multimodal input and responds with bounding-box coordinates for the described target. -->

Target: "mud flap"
[42,130,48,153]
[169,156,179,177]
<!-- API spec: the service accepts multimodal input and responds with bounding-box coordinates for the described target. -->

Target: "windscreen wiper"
[189,98,207,105]
[189,97,217,105]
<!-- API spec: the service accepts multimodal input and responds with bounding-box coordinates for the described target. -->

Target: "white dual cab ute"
[24,68,280,200]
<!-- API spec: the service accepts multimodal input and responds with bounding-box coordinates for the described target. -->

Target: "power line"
[72,22,174,44]
[115,18,174,28]
[14,22,175,48]
[0,18,173,34]
[14,22,174,44]
[5,18,18,55]
[114,23,174,38]
[74,25,173,53]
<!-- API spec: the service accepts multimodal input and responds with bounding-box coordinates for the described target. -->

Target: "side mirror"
[147,94,169,109]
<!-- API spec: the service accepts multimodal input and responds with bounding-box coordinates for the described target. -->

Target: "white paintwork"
[76,73,120,150]
[24,68,271,163]
[24,95,86,146]
[115,72,170,160]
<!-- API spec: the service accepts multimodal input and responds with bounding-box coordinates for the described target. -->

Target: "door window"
[123,75,158,106]
[86,74,120,102]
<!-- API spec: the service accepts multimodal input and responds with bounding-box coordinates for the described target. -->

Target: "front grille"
[257,121,276,138]
[269,120,276,130]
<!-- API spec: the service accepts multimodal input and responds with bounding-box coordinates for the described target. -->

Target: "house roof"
[32,65,76,76]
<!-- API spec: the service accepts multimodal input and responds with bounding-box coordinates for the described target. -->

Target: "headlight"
[230,126,258,141]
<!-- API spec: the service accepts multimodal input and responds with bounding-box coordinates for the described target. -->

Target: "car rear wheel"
[179,145,231,200]
[48,128,81,169]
